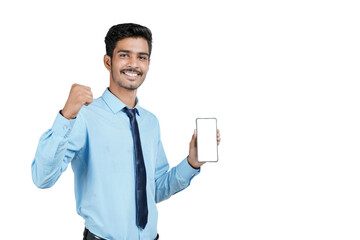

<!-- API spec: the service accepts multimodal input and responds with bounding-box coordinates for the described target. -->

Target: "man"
[31,23,221,240]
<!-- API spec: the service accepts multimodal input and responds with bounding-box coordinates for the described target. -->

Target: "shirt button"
[63,126,67,130]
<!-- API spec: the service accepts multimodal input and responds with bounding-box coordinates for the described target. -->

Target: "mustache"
[120,68,143,76]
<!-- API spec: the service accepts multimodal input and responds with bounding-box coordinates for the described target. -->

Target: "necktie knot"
[123,107,137,119]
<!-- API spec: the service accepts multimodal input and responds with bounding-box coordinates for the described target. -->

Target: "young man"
[31,23,220,240]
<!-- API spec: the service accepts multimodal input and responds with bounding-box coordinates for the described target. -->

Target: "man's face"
[109,37,150,91]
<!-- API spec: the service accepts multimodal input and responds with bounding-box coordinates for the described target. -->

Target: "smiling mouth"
[120,69,142,77]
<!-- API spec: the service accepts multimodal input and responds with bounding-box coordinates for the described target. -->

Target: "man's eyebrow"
[117,50,149,56]
[117,50,130,53]
[138,52,149,56]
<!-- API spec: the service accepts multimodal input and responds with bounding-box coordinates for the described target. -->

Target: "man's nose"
[127,56,139,68]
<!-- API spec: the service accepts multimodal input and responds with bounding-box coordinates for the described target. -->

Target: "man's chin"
[117,81,142,91]
[111,73,146,91]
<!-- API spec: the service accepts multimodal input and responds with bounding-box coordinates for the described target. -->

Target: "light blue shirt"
[31,88,200,240]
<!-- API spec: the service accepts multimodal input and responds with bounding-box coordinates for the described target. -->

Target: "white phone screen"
[196,118,218,162]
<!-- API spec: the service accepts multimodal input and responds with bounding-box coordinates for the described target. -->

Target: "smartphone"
[196,118,218,162]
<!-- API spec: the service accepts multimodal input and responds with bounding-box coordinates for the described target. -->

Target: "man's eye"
[120,54,128,58]
[139,56,148,61]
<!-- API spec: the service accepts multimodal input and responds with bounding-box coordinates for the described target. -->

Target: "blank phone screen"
[196,118,218,162]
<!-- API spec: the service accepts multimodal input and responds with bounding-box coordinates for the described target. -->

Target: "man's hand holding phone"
[187,124,221,169]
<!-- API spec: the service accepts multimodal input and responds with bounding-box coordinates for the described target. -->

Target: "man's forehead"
[114,37,149,53]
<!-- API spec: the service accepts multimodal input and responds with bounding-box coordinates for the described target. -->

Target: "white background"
[0,0,359,239]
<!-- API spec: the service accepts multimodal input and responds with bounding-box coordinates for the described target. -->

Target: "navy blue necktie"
[123,107,148,229]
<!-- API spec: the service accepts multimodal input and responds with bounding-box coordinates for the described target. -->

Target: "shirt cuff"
[176,157,200,181]
[51,111,76,138]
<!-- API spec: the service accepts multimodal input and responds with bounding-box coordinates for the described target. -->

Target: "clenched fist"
[61,84,93,120]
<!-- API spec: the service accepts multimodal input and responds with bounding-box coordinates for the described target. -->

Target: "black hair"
[105,23,152,59]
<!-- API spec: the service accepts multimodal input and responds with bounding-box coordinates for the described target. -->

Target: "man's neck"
[108,85,137,109]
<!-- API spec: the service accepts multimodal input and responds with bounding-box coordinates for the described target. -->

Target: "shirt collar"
[101,88,140,115]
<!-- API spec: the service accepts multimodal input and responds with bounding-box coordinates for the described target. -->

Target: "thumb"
[190,129,197,147]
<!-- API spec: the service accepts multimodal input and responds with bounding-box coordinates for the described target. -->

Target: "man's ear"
[104,54,111,71]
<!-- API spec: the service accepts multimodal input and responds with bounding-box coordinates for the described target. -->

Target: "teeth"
[124,71,138,77]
